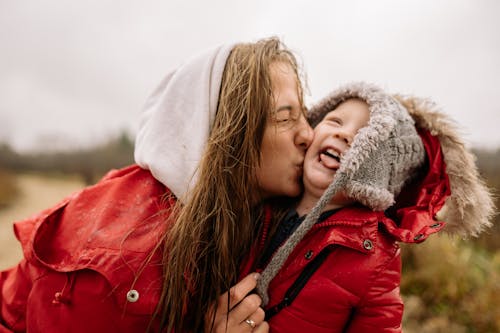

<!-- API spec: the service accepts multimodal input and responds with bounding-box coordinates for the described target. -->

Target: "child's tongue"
[320,152,340,169]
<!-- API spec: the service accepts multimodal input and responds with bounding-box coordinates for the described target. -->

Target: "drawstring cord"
[52,272,75,305]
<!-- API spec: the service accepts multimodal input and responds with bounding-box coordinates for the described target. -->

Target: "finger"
[238,307,265,330]
[229,293,262,325]
[217,272,260,313]
[253,321,269,333]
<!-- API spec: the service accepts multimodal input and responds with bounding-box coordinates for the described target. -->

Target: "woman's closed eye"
[275,105,301,123]
[276,109,292,122]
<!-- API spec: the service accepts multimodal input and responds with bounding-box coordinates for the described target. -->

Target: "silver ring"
[244,318,256,328]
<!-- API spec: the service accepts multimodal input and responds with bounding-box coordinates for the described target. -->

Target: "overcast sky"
[1,0,499,152]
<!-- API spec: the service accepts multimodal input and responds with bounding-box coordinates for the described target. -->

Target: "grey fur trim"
[395,95,496,237]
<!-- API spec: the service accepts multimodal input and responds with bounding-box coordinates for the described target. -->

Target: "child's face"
[303,99,370,203]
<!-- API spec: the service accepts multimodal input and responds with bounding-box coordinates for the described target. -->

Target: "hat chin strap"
[256,175,346,306]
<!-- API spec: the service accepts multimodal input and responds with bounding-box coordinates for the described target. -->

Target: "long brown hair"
[155,37,304,332]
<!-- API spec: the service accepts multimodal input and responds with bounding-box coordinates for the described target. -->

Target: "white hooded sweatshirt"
[134,43,235,202]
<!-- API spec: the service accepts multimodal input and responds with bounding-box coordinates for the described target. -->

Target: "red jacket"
[261,130,450,333]
[0,165,172,332]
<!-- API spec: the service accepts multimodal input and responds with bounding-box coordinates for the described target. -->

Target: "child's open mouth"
[319,148,341,169]
[322,148,340,162]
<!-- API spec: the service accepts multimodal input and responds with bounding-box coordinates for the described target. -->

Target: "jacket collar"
[14,165,171,310]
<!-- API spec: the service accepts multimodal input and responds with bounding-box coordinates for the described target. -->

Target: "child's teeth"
[326,149,339,158]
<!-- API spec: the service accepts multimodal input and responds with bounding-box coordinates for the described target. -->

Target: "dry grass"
[0,173,84,270]
[0,169,19,208]
[401,236,500,332]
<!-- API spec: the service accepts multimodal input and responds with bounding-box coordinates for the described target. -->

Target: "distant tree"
[0,131,135,185]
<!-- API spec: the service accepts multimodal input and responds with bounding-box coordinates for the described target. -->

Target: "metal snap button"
[304,250,314,260]
[126,289,139,303]
[414,234,424,241]
[363,239,373,250]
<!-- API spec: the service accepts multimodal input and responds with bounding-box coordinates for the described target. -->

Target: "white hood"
[134,43,235,202]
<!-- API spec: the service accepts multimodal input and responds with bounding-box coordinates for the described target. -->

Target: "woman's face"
[256,62,314,199]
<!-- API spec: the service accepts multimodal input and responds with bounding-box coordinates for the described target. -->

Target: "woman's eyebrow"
[276,105,293,112]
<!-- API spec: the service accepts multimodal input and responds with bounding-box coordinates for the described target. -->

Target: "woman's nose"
[296,117,314,149]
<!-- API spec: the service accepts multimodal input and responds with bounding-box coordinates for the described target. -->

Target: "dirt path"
[0,174,84,270]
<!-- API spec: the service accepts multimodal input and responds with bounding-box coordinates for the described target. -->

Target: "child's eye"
[326,117,342,125]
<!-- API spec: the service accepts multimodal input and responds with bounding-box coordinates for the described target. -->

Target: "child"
[256,82,494,332]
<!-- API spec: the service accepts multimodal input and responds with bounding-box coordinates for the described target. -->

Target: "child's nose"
[334,129,353,146]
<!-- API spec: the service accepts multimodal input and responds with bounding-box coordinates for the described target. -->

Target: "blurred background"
[0,0,498,332]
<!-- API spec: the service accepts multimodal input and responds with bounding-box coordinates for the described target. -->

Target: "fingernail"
[253,273,261,280]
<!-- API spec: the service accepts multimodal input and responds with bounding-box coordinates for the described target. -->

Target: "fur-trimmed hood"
[395,95,495,237]
[256,83,495,306]
[306,82,426,212]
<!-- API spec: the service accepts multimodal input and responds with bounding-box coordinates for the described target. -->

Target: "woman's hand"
[205,273,269,332]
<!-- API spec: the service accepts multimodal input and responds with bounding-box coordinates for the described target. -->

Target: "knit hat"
[257,82,426,305]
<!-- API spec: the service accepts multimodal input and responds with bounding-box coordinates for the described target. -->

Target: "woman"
[0,37,313,332]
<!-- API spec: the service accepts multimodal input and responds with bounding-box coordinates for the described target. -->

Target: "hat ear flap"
[343,141,395,211]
